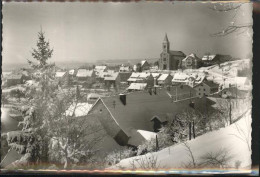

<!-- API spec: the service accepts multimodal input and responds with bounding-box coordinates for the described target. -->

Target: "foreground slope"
[110,110,251,170]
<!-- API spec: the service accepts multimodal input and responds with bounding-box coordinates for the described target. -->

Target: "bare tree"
[229,110,251,152]
[130,153,162,170]
[182,142,197,169]
[209,2,252,37]
[199,148,233,169]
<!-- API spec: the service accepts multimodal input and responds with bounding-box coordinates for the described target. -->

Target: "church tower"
[162,33,170,53]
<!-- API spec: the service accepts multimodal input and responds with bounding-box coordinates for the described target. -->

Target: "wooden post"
[229,100,232,125]
[192,120,195,139]
[156,135,159,152]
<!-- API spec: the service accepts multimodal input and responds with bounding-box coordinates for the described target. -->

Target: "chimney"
[119,94,126,105]
[189,101,195,109]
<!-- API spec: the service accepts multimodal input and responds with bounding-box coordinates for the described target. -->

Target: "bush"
[137,133,174,156]
[105,147,136,166]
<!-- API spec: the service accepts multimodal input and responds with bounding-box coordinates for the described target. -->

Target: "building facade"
[158,34,186,70]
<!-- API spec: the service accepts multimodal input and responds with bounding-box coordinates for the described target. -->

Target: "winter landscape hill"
[109,109,251,173]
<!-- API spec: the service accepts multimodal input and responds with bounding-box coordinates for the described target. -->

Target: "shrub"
[105,147,136,166]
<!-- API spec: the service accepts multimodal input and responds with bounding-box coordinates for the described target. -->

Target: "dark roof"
[169,50,186,57]
[96,88,215,137]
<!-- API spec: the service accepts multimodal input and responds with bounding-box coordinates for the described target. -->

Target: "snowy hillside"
[109,110,252,172]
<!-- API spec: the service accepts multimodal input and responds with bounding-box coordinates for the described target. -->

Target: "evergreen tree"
[27,28,53,69]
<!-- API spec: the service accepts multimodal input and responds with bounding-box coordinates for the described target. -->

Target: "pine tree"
[28,28,53,69]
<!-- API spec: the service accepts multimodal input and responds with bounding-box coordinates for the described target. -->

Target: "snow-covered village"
[1,1,255,175]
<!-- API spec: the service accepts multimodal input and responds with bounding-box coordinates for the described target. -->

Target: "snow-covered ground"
[109,110,252,173]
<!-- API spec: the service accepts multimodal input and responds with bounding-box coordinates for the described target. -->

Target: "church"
[158,34,186,70]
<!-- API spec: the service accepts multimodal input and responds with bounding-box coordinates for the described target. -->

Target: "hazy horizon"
[2,2,253,66]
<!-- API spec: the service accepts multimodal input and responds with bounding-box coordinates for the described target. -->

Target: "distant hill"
[95,58,159,66]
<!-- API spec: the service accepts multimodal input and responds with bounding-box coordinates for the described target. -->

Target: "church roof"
[169,50,186,56]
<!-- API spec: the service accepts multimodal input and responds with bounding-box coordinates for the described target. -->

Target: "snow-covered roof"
[182,53,198,61]
[25,80,39,87]
[69,69,75,75]
[158,74,169,81]
[55,72,66,78]
[202,54,217,61]
[141,60,147,66]
[127,78,138,82]
[104,72,119,81]
[87,93,102,100]
[172,73,189,81]
[235,77,249,85]
[6,74,23,80]
[139,72,150,79]
[65,102,93,117]
[76,69,93,77]
[119,66,130,71]
[127,83,147,90]
[151,73,161,78]
[130,72,140,78]
[136,130,157,141]
[95,65,107,71]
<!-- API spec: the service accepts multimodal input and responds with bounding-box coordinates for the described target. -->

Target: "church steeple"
[163,33,170,52]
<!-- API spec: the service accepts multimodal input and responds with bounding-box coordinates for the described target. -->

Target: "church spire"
[163,33,170,52]
[164,33,169,43]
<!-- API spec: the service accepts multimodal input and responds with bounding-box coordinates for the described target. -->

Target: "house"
[151,73,161,85]
[158,34,186,70]
[119,65,131,72]
[202,54,232,66]
[150,113,173,132]
[127,72,141,84]
[181,53,202,70]
[140,60,150,71]
[104,72,120,89]
[186,73,206,88]
[76,69,95,85]
[88,89,215,148]
[127,83,148,91]
[194,80,219,97]
[87,93,103,104]
[157,74,173,86]
[172,72,189,85]
[95,65,107,72]
[6,74,24,87]
[215,87,249,99]
[138,73,154,87]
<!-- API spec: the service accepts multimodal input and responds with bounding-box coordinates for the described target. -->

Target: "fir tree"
[27,28,53,69]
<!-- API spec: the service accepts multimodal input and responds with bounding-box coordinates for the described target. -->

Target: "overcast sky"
[2,2,252,65]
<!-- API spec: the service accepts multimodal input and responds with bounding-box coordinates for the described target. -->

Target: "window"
[163,64,167,70]
[204,88,206,91]
[163,58,166,61]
